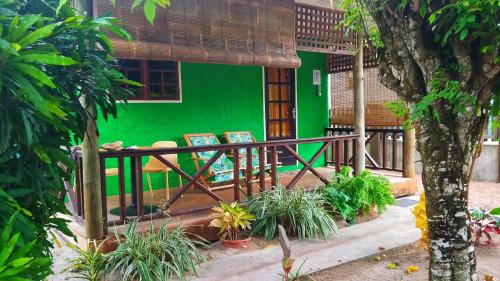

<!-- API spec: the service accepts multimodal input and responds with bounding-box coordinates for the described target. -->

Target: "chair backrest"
[224,131,259,166]
[184,133,235,182]
[223,131,256,144]
[147,141,178,169]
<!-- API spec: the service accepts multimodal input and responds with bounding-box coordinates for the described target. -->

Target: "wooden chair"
[184,133,244,191]
[223,131,279,180]
[142,141,182,200]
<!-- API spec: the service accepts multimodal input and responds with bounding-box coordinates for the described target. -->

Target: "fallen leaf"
[405,265,419,274]
[378,246,385,251]
[484,274,495,281]
[373,255,381,261]
[386,262,399,270]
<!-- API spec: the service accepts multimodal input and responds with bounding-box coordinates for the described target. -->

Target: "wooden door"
[265,67,297,166]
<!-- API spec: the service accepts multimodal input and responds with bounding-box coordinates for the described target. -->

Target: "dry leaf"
[373,255,381,261]
[378,246,385,251]
[484,274,495,281]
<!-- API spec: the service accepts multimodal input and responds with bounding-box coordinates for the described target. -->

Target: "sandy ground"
[49,178,499,280]
[310,178,500,281]
[311,236,500,281]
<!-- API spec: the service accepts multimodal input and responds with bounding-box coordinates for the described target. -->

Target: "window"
[118,59,180,101]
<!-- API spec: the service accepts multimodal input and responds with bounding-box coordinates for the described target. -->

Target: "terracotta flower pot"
[220,237,252,249]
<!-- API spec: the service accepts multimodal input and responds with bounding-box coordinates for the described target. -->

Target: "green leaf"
[131,0,143,10]
[9,257,32,268]
[144,0,156,24]
[0,233,20,267]
[0,38,18,56]
[489,207,500,215]
[459,28,468,41]
[17,23,58,48]
[16,53,77,66]
[56,0,69,15]
[15,63,56,88]
[34,146,51,164]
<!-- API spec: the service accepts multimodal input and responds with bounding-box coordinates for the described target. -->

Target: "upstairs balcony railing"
[66,135,359,234]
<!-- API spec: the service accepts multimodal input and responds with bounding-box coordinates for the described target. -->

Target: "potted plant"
[209,201,255,248]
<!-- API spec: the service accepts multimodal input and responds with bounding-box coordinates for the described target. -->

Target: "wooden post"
[79,96,104,240]
[403,115,416,178]
[353,33,365,175]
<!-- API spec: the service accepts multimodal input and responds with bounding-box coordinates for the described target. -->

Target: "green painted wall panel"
[296,51,330,170]
[97,51,329,196]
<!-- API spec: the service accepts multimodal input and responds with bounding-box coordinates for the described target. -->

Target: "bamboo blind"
[295,3,355,54]
[93,0,300,68]
[331,68,403,126]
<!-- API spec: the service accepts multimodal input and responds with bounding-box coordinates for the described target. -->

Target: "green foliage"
[0,212,52,281]
[385,100,412,129]
[65,240,107,281]
[412,71,477,123]
[322,187,356,221]
[246,185,338,241]
[105,0,170,24]
[0,1,133,279]
[339,0,499,126]
[327,167,395,215]
[429,0,500,54]
[209,201,255,240]
[106,219,206,281]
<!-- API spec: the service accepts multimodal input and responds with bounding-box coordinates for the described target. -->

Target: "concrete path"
[193,204,420,281]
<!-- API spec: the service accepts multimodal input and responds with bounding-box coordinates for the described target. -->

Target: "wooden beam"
[353,33,365,175]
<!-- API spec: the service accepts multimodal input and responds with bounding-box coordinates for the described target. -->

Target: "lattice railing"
[295,3,355,54]
[327,51,379,73]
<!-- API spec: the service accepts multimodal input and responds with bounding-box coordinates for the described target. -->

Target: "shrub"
[327,167,395,215]
[322,187,356,221]
[209,201,255,240]
[106,219,206,281]
[246,185,338,241]
[0,212,51,281]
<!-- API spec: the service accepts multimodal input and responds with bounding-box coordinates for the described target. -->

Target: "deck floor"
[64,167,416,240]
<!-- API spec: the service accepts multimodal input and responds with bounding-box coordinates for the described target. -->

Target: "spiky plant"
[246,185,338,241]
[66,240,107,281]
[106,219,206,281]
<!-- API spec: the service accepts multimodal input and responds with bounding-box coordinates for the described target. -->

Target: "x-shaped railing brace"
[283,142,330,189]
[154,151,228,209]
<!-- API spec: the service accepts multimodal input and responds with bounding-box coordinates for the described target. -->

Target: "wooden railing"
[325,127,404,172]
[68,135,359,232]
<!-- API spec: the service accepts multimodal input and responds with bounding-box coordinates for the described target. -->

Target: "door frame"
[261,67,299,165]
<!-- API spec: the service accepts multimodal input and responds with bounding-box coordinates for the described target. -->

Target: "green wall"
[97,51,329,196]
[296,51,330,168]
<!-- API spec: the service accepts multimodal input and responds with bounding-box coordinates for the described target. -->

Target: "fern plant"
[327,166,395,215]
[322,187,356,221]
[106,219,206,281]
[246,185,338,241]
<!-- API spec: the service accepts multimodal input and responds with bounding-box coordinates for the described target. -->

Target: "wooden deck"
[64,166,416,244]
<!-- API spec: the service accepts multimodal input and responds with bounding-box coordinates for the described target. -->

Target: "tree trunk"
[416,119,481,281]
[353,33,365,175]
[79,97,104,240]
